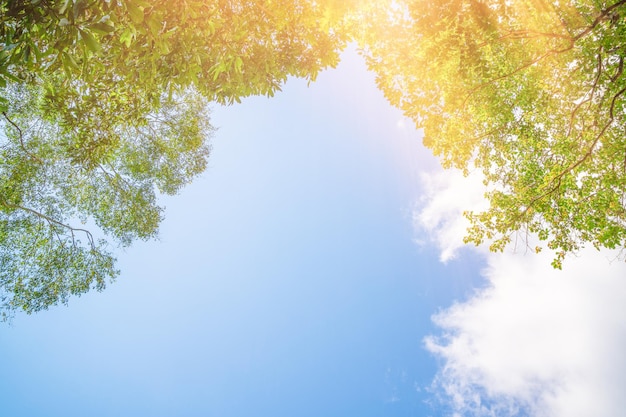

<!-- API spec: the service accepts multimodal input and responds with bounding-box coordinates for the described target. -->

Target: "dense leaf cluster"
[362,0,626,267]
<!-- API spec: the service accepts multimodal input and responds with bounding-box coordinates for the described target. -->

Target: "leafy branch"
[572,0,626,41]
[2,111,43,164]
[0,201,96,249]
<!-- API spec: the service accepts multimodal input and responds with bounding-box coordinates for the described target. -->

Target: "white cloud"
[415,169,488,261]
[416,169,626,417]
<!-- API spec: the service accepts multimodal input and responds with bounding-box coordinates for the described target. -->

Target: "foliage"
[361,0,626,267]
[0,0,351,318]
[0,0,349,102]
[0,83,212,319]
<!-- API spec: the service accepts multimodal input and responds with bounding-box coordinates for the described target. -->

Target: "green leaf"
[62,51,80,71]
[235,56,243,73]
[126,3,144,24]
[58,0,71,14]
[119,27,134,47]
[88,22,115,34]
[73,0,86,19]
[79,29,101,52]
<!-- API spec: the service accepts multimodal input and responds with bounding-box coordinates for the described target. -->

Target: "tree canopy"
[4,0,626,318]
[360,0,626,267]
[0,0,355,319]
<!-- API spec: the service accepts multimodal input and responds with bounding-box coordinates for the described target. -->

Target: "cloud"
[416,169,626,417]
[414,169,488,262]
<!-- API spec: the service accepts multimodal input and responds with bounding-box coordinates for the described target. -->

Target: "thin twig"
[573,0,626,41]
[567,48,603,137]
[2,112,44,164]
[0,200,96,249]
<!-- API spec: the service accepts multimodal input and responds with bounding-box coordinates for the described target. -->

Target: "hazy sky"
[1,48,625,417]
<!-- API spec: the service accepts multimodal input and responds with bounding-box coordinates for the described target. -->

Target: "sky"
[1,48,625,417]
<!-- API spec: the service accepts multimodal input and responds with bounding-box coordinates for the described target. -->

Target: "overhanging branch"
[2,112,44,164]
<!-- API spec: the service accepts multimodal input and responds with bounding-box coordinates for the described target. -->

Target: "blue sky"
[2,48,626,417]
[0,48,484,417]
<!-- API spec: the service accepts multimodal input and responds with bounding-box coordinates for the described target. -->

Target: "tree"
[1,84,212,318]
[360,0,626,267]
[0,0,353,319]
[0,0,352,101]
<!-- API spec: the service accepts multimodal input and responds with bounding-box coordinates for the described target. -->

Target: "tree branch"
[2,112,44,164]
[611,55,624,82]
[508,84,626,228]
[475,29,573,49]
[567,47,603,137]
[573,0,626,41]
[465,1,626,109]
[462,47,572,107]
[0,200,96,249]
